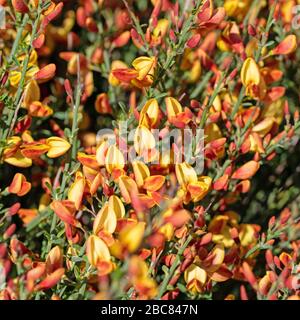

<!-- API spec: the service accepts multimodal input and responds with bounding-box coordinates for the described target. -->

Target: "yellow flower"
[134,126,156,155]
[9,50,39,87]
[152,19,169,38]
[68,171,85,210]
[109,60,128,86]
[129,255,157,299]
[165,97,183,122]
[187,176,212,202]
[23,80,40,108]
[241,57,261,88]
[132,160,150,188]
[132,56,156,81]
[86,235,111,267]
[109,195,125,219]
[93,202,117,235]
[139,98,160,128]
[105,145,125,173]
[241,57,267,99]
[175,162,198,189]
[119,222,145,253]
[224,0,253,21]
[46,137,71,158]
[184,264,207,294]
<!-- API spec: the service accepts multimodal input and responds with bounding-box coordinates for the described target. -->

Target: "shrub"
[0,0,299,300]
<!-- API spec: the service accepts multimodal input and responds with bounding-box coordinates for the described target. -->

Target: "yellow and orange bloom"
[119,221,146,253]
[241,57,263,98]
[105,145,125,174]
[132,160,150,188]
[270,35,297,56]
[46,137,71,158]
[0,0,298,302]
[50,200,81,228]
[93,202,117,235]
[139,98,160,128]
[132,56,156,81]
[17,208,38,225]
[134,126,156,158]
[111,56,156,88]
[8,173,31,196]
[184,244,228,293]
[68,171,85,210]
[128,255,157,299]
[86,235,113,275]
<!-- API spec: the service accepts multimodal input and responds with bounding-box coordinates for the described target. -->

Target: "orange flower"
[18,208,38,225]
[109,60,129,86]
[143,175,165,192]
[78,152,100,170]
[4,137,32,168]
[112,31,131,48]
[28,101,53,117]
[20,142,49,159]
[35,268,65,291]
[271,35,297,56]
[187,176,212,202]
[165,97,193,127]
[34,64,56,83]
[111,56,156,88]
[8,173,31,196]
[232,161,260,180]
[184,244,227,293]
[50,200,81,228]
[128,255,157,299]
[95,93,113,114]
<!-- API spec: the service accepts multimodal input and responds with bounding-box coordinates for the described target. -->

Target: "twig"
[156,235,193,299]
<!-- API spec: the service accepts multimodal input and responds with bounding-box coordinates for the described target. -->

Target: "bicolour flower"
[46,137,71,158]
[8,173,31,196]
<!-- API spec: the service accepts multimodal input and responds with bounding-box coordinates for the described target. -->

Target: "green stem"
[8,14,30,64]
[151,0,203,92]
[156,235,193,299]
[0,9,41,159]
[199,73,225,129]
[70,58,82,164]
[230,86,245,120]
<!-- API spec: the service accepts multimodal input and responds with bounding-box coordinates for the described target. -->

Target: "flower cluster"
[0,0,299,300]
